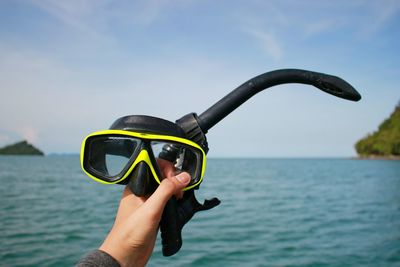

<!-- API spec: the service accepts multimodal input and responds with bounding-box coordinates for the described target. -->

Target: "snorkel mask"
[81,69,361,256]
[81,115,206,195]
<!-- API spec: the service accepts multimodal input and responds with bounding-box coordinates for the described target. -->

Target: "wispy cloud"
[303,19,341,38]
[123,0,173,25]
[28,0,192,31]
[359,0,400,37]
[298,0,400,38]
[234,1,287,61]
[242,28,283,61]
[29,0,104,31]
[236,0,400,44]
[25,0,196,51]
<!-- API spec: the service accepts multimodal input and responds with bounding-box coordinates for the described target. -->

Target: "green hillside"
[0,140,44,155]
[355,104,400,158]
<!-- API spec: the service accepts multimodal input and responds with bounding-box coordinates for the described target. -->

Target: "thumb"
[141,172,191,216]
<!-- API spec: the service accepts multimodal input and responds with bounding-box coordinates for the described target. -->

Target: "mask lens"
[150,141,202,186]
[84,135,140,180]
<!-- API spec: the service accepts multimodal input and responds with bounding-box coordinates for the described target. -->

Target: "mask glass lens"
[150,141,202,186]
[85,136,140,179]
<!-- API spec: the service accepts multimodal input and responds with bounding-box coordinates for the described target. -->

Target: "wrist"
[99,235,147,267]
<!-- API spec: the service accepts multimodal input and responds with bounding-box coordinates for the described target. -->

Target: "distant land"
[355,102,400,159]
[0,140,44,156]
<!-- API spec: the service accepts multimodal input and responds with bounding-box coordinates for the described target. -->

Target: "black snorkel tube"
[198,69,361,132]
[160,69,361,256]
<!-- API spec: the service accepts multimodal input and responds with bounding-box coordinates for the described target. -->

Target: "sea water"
[0,156,399,267]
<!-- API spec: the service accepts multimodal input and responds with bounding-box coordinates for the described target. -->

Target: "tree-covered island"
[355,102,400,159]
[0,140,44,156]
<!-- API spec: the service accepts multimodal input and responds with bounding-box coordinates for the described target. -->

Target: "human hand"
[99,167,191,267]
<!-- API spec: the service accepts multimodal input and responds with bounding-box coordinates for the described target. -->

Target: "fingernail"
[176,173,190,184]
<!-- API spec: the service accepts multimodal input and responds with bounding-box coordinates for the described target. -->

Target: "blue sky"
[0,0,399,157]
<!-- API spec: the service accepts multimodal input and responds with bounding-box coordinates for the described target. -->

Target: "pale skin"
[99,159,191,267]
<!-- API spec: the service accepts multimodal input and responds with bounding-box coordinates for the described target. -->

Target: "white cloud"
[235,0,400,45]
[28,0,193,30]
[29,0,105,31]
[298,0,400,38]
[359,0,400,36]
[124,0,171,25]
[242,28,283,61]
[25,0,197,51]
[303,20,340,38]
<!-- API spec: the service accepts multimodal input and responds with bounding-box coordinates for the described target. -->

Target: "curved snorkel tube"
[161,69,361,256]
[198,68,361,133]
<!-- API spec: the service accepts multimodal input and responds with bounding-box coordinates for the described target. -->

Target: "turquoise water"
[0,156,399,266]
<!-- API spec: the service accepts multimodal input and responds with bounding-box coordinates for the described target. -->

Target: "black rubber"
[198,69,361,132]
